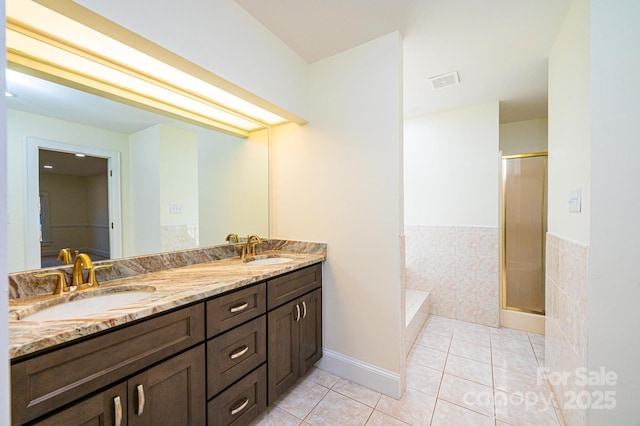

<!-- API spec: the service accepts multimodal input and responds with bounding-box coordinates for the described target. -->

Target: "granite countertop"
[9,251,325,359]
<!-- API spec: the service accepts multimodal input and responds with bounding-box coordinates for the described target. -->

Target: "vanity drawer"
[267,263,322,310]
[208,315,266,398]
[11,303,204,425]
[207,283,266,338]
[207,364,266,426]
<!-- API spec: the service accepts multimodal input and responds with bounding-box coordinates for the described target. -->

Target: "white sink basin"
[22,291,153,322]
[244,257,293,266]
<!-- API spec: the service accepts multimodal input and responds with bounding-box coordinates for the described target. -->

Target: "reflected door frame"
[26,137,122,269]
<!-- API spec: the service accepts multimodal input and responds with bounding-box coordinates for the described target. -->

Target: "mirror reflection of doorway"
[502,153,548,315]
[38,149,110,268]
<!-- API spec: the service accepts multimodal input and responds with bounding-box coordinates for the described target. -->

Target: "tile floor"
[251,315,565,426]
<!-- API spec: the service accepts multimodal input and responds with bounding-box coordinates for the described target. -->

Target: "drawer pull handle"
[294,304,301,322]
[230,302,249,313]
[114,396,123,426]
[230,397,249,416]
[137,384,145,415]
[302,301,307,319]
[230,345,249,360]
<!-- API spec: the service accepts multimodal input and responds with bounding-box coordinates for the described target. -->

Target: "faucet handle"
[225,233,239,244]
[35,272,69,295]
[88,264,113,287]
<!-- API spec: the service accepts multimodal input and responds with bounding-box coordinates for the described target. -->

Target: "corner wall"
[270,32,404,397]
[546,0,590,424]
[404,102,500,327]
[588,0,640,423]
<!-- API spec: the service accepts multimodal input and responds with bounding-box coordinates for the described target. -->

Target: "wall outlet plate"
[169,203,183,214]
[568,188,582,213]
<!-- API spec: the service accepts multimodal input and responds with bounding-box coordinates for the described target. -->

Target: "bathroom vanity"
[8,244,324,426]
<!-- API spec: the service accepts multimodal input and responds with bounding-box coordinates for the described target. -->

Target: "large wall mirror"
[6,68,270,273]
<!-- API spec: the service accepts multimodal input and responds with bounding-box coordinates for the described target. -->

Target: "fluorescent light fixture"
[5,0,303,136]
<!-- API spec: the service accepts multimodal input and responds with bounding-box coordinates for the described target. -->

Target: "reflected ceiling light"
[6,0,304,137]
[43,165,53,169]
[74,153,86,157]
[5,91,16,97]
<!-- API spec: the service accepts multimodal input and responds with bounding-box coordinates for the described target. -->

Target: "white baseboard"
[316,348,402,399]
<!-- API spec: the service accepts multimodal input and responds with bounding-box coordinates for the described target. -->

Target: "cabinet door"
[128,345,205,426]
[267,298,300,405]
[33,382,127,426]
[298,289,322,376]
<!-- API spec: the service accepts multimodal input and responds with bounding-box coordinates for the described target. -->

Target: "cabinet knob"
[113,396,123,426]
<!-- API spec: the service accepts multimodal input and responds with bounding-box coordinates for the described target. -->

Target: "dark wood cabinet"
[32,346,205,426]
[12,262,323,426]
[267,287,322,404]
[207,316,267,398]
[298,288,322,375]
[12,304,205,425]
[33,383,127,426]
[207,365,267,426]
[128,345,206,426]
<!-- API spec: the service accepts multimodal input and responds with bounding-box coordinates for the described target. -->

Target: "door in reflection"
[502,154,547,314]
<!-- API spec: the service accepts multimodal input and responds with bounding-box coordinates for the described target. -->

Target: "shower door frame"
[501,151,548,316]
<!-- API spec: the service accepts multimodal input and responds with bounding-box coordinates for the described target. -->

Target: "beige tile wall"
[161,224,199,251]
[405,225,499,327]
[545,233,588,426]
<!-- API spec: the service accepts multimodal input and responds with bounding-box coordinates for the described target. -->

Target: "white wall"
[6,109,130,270]
[158,125,199,229]
[404,102,500,227]
[1,1,10,420]
[546,3,592,424]
[198,128,268,246]
[77,0,310,120]
[547,0,591,244]
[270,32,404,396]
[588,0,640,423]
[129,126,162,255]
[499,117,548,156]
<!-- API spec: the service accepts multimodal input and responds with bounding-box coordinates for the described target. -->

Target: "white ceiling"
[235,0,572,123]
[6,1,573,130]
[234,0,415,63]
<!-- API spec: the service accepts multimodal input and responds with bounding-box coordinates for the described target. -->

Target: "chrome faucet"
[71,252,94,287]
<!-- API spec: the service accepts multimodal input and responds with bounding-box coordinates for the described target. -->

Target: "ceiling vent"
[428,71,460,90]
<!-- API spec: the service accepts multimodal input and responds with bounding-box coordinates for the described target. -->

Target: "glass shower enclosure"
[502,153,548,315]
